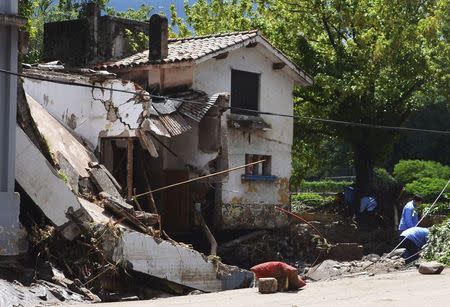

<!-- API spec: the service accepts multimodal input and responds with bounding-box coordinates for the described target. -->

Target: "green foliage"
[172,0,450,195]
[20,0,80,63]
[423,218,450,265]
[105,4,152,21]
[291,135,353,188]
[373,168,398,187]
[57,170,68,183]
[405,177,449,202]
[19,0,151,63]
[300,180,353,193]
[389,102,450,167]
[169,4,191,37]
[393,160,450,185]
[418,202,450,216]
[291,192,334,211]
[124,28,149,53]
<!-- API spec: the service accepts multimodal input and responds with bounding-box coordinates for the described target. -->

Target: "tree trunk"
[353,143,375,216]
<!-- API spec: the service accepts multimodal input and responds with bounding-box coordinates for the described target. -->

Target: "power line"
[2,67,450,135]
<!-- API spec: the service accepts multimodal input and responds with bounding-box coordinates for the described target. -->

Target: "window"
[243,154,276,181]
[231,69,260,115]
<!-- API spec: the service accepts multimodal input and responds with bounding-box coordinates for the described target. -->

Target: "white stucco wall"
[164,126,219,172]
[193,46,294,205]
[23,74,147,150]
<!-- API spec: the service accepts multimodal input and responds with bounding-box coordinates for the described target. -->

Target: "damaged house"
[21,6,312,283]
[92,15,313,233]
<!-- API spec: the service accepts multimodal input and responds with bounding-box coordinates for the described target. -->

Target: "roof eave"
[190,33,313,86]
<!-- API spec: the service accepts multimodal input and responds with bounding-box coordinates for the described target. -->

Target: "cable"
[2,67,450,135]
[386,178,450,258]
[361,178,450,272]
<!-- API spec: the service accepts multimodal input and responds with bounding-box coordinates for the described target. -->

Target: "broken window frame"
[242,154,277,181]
[230,69,260,116]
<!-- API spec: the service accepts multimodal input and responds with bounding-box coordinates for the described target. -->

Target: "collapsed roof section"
[22,66,227,143]
[146,91,225,138]
[16,81,252,292]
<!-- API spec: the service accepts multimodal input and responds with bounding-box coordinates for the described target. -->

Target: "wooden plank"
[127,138,134,201]
[88,161,122,192]
[88,167,122,199]
[137,129,158,158]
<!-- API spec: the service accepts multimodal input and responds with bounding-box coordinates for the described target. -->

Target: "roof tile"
[93,30,258,70]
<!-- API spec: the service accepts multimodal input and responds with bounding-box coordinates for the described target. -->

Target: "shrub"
[417,202,450,216]
[423,218,450,265]
[373,168,399,190]
[405,177,450,202]
[291,193,334,211]
[393,160,450,185]
[300,180,353,193]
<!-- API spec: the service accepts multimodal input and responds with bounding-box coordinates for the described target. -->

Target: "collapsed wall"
[17,81,253,292]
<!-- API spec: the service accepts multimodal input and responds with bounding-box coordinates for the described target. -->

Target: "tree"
[19,0,152,63]
[172,0,449,201]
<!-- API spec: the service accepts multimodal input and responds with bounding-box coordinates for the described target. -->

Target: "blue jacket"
[398,201,418,231]
[400,227,429,248]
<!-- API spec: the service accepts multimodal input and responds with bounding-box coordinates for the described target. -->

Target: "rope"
[275,207,328,276]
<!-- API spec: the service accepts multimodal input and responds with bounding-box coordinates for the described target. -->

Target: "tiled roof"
[93,30,259,70]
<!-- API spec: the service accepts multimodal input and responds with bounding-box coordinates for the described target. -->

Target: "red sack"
[250,261,306,289]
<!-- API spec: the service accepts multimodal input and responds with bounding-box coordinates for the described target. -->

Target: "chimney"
[149,14,168,61]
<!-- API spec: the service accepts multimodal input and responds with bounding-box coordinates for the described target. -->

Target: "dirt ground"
[70,269,449,307]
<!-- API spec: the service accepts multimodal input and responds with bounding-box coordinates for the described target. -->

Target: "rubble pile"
[306,254,406,281]
[8,83,254,304]
[219,224,327,269]
[219,214,398,271]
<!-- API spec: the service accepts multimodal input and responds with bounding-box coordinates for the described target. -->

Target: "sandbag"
[250,261,306,290]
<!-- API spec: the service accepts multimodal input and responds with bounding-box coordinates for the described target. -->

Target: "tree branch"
[393,79,425,106]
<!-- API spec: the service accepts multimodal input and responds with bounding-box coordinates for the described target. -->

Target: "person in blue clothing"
[358,194,384,228]
[398,227,429,263]
[398,195,423,231]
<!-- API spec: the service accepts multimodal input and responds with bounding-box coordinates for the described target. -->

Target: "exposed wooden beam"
[127,138,134,201]
[214,52,229,60]
[273,62,286,70]
[246,42,258,48]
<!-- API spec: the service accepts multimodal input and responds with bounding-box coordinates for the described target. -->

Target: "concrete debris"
[306,255,406,281]
[418,261,445,275]
[15,82,254,300]
[0,279,87,306]
[258,278,278,294]
[26,93,97,179]
[15,126,86,240]
[88,167,122,199]
[89,162,122,191]
[109,229,254,292]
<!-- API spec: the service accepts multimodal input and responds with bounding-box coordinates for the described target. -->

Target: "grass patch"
[291,192,335,212]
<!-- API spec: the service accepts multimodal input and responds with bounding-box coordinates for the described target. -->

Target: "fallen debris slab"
[111,229,254,292]
[15,126,86,240]
[17,86,254,296]
[89,167,122,199]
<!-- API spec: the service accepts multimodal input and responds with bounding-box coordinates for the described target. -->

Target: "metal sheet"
[158,114,191,136]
